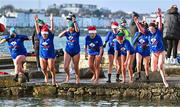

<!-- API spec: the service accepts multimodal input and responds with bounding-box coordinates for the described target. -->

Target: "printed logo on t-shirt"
[42,41,49,50]
[89,43,95,47]
[10,41,17,46]
[10,41,18,50]
[151,38,158,46]
[139,39,145,44]
[121,47,126,51]
[68,36,75,43]
[68,36,73,40]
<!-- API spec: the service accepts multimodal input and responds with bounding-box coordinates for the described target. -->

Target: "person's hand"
[34,15,38,21]
[72,16,76,23]
[156,8,162,17]
[133,16,139,23]
[50,13,53,21]
[32,45,35,49]
[85,53,88,60]
[124,60,128,67]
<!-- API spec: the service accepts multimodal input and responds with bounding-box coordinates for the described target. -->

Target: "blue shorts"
[137,51,150,57]
[108,49,121,57]
[66,50,80,57]
[40,54,56,59]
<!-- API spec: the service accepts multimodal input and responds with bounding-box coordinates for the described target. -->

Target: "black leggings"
[166,40,179,58]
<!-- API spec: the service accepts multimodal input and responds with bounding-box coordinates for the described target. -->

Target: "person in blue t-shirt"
[58,19,80,84]
[114,32,135,83]
[85,26,103,84]
[103,22,121,83]
[132,22,150,82]
[34,14,56,85]
[0,27,30,82]
[134,8,169,87]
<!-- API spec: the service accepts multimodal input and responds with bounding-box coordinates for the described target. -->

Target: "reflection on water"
[0,96,179,107]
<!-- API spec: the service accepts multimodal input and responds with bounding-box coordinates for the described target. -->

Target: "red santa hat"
[88,26,97,33]
[0,23,5,32]
[41,24,49,35]
[111,21,119,29]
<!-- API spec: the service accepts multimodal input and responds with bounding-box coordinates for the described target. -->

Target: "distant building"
[60,4,97,14]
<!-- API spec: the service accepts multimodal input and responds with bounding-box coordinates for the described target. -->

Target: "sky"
[0,0,180,13]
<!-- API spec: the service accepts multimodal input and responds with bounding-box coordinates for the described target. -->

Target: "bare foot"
[163,81,169,87]
[76,77,80,84]
[52,79,56,86]
[65,75,70,83]
[93,79,99,84]
[129,80,133,83]
[44,77,48,83]
[120,80,125,83]
[91,75,96,81]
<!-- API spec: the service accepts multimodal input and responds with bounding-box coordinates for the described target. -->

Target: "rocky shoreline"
[0,76,180,101]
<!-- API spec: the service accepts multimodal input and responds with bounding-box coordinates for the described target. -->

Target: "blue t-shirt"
[38,31,56,59]
[114,39,134,56]
[105,31,117,50]
[3,35,28,59]
[147,29,164,53]
[64,31,80,54]
[134,32,150,54]
[85,34,103,55]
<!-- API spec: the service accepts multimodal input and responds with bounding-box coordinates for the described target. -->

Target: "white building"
[60,4,97,14]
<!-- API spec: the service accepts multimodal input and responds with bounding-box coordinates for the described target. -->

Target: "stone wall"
[0,77,180,100]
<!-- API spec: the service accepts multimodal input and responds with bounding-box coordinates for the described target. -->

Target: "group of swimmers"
[0,8,169,87]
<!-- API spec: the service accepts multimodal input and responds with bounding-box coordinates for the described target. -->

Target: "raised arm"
[134,17,146,34]
[34,15,40,35]
[0,38,6,44]
[156,8,163,31]
[32,29,36,46]
[72,17,79,32]
[58,29,68,38]
[50,13,54,33]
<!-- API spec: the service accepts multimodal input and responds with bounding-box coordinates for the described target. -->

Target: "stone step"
[0,64,14,70]
[0,57,13,65]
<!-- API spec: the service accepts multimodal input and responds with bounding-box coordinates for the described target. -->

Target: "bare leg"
[48,58,56,85]
[107,55,114,83]
[88,55,96,81]
[127,54,134,83]
[158,52,169,87]
[143,56,150,77]
[121,55,126,83]
[72,53,80,84]
[64,52,71,83]
[94,55,102,84]
[40,58,48,83]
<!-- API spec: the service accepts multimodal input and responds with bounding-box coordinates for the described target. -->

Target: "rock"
[123,89,138,97]
[80,68,105,78]
[96,88,105,96]
[139,89,152,99]
[29,71,53,79]
[152,96,161,100]
[152,88,161,96]
[0,88,11,96]
[133,71,163,82]
[33,86,57,96]
[0,75,19,87]
[74,88,85,95]
[10,87,23,96]
[88,88,96,95]
[18,74,27,83]
[68,88,77,92]
[164,64,180,75]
